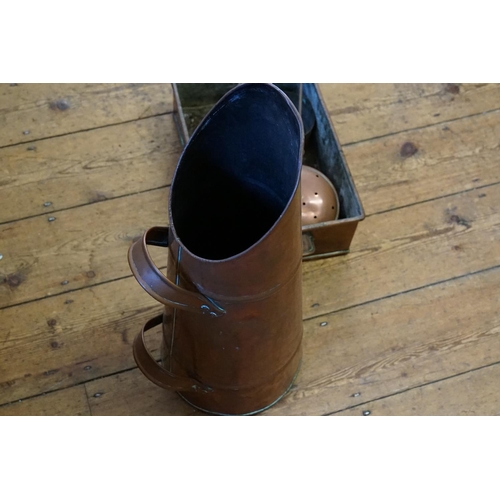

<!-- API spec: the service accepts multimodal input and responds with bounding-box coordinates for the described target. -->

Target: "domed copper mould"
[301,165,340,224]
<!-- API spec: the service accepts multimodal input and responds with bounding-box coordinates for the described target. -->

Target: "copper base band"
[176,362,302,416]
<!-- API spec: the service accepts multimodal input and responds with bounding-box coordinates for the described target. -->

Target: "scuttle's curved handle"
[133,314,212,393]
[128,226,225,317]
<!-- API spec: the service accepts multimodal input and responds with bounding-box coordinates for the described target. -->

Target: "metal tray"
[172,83,365,260]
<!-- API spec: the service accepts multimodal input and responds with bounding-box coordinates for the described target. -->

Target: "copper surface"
[301,165,339,225]
[128,83,304,415]
[173,84,366,260]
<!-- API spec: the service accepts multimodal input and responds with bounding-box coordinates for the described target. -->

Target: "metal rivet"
[209,311,217,317]
[48,217,56,222]
[61,280,69,285]
[43,201,52,207]
[93,393,102,398]
[320,321,328,327]
[200,305,210,311]
[23,130,30,135]
[84,365,92,371]
[311,303,319,308]
[27,146,36,151]
[352,392,361,398]
[0,254,3,260]
[363,410,371,416]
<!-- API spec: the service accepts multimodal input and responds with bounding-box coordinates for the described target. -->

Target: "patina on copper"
[128,83,304,415]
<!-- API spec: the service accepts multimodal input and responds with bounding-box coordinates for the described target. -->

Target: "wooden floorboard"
[1,83,500,415]
[3,106,500,310]
[3,102,500,228]
[0,385,90,416]
[319,83,500,144]
[0,114,181,224]
[3,83,495,152]
[268,265,500,415]
[343,108,500,215]
[335,362,500,416]
[0,187,170,309]
[9,262,499,416]
[86,369,202,416]
[0,84,172,148]
[302,182,500,319]
[0,276,161,405]
[3,179,497,319]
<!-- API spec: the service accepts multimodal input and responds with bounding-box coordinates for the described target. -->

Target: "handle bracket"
[128,226,225,317]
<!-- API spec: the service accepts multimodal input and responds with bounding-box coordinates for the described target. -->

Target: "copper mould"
[301,165,339,224]
[128,83,304,415]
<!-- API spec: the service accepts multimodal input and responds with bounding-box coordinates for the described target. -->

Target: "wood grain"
[343,108,500,215]
[302,182,500,319]
[0,83,172,148]
[0,114,181,223]
[0,385,89,416]
[3,83,498,151]
[335,363,500,416]
[0,187,170,309]
[271,265,500,415]
[66,264,500,415]
[3,83,500,416]
[1,183,499,405]
[0,276,160,405]
[2,139,499,311]
[86,369,202,416]
[2,102,499,230]
[321,83,500,144]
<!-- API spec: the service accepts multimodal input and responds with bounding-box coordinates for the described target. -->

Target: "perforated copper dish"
[301,165,339,225]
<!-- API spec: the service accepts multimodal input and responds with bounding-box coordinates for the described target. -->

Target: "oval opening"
[171,85,302,260]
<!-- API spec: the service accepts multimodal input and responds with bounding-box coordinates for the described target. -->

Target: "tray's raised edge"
[312,83,366,223]
[302,214,364,231]
[313,83,366,222]
[172,83,190,147]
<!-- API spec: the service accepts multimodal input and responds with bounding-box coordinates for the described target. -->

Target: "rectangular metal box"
[172,83,365,260]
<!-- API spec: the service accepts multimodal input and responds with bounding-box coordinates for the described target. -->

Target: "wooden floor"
[1,83,499,416]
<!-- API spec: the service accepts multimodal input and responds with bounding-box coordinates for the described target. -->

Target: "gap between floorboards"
[324,358,500,416]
